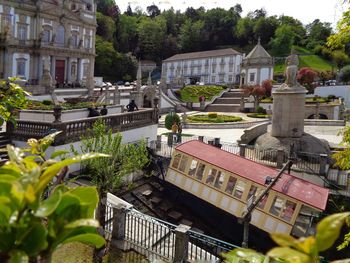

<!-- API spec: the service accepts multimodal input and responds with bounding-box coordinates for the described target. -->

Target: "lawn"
[274,46,333,75]
[178,85,226,102]
[187,114,242,123]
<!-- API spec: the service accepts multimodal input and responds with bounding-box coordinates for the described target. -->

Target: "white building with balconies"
[162,48,243,85]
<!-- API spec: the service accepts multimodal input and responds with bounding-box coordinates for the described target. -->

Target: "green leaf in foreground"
[61,233,105,249]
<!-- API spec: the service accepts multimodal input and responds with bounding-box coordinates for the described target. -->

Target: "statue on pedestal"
[40,57,58,105]
[285,49,299,87]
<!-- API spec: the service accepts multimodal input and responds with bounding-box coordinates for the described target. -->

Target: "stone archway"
[307,113,328,119]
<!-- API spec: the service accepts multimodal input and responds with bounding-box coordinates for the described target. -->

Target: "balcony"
[7,108,159,146]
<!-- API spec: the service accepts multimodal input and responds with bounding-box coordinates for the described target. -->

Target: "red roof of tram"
[175,140,329,211]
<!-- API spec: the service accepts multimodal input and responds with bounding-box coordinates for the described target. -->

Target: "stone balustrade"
[7,108,159,146]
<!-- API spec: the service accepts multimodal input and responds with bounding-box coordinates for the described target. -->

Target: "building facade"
[0,0,96,93]
[240,39,274,86]
[162,48,243,85]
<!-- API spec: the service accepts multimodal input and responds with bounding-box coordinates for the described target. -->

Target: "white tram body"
[166,141,329,237]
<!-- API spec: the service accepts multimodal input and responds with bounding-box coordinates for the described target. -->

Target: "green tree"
[327,10,350,54]
[137,17,166,61]
[79,120,149,226]
[0,132,107,261]
[333,126,350,170]
[235,17,254,45]
[0,78,28,126]
[253,16,278,45]
[116,14,138,53]
[278,15,306,46]
[147,4,161,18]
[94,36,118,77]
[179,20,204,52]
[331,50,350,70]
[339,65,350,83]
[305,19,332,50]
[96,12,116,41]
[269,24,295,56]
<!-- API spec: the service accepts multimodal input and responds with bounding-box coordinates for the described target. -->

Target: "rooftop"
[176,140,329,211]
[163,48,242,62]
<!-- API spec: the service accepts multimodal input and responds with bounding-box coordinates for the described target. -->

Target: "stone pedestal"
[271,84,307,138]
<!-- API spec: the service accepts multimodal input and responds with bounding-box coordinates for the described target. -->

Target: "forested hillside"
[95,0,349,82]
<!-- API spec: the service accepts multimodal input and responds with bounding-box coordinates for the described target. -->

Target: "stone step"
[337,170,349,188]
[222,92,244,98]
[206,104,241,112]
[327,169,339,183]
[214,97,242,104]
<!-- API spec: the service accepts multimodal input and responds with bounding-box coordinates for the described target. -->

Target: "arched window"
[56,25,65,46]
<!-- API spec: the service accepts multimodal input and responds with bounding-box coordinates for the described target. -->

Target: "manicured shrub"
[165,112,181,130]
[208,112,218,118]
[256,106,266,114]
[42,99,53,105]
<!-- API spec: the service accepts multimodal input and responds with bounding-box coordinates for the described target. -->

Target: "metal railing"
[187,229,237,262]
[125,209,177,260]
[105,194,238,262]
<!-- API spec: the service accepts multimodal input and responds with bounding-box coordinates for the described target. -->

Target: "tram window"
[206,168,217,185]
[258,193,268,209]
[269,196,285,217]
[225,176,237,194]
[196,163,206,180]
[281,200,297,222]
[233,180,246,199]
[214,171,225,189]
[246,185,258,202]
[188,160,198,176]
[179,156,189,172]
[172,153,181,169]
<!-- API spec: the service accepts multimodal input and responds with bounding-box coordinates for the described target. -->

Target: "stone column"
[77,58,81,82]
[87,56,95,96]
[50,56,55,80]
[174,224,191,263]
[4,51,13,79]
[271,87,307,138]
[239,144,247,157]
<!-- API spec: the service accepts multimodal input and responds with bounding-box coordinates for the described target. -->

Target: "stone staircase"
[0,132,10,166]
[327,168,349,189]
[205,89,245,112]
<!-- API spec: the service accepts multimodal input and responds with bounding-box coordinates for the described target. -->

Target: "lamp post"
[241,159,294,248]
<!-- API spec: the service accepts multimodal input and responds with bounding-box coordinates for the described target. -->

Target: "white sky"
[116,0,348,27]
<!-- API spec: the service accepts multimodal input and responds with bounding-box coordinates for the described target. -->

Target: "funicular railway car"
[165,140,329,237]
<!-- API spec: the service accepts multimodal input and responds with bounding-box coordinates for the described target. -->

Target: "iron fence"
[187,229,238,262]
[125,209,177,260]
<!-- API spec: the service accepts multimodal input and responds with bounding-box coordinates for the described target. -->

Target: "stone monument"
[254,49,330,155]
[40,57,58,105]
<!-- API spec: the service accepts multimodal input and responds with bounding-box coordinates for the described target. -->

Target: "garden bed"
[247,113,270,118]
[177,85,226,102]
[187,114,242,123]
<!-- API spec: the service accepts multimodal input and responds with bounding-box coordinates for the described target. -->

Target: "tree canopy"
[94,3,341,81]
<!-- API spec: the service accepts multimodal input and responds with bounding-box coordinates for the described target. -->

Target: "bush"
[256,106,266,114]
[42,99,53,105]
[165,112,181,130]
[247,113,269,118]
[208,112,218,118]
